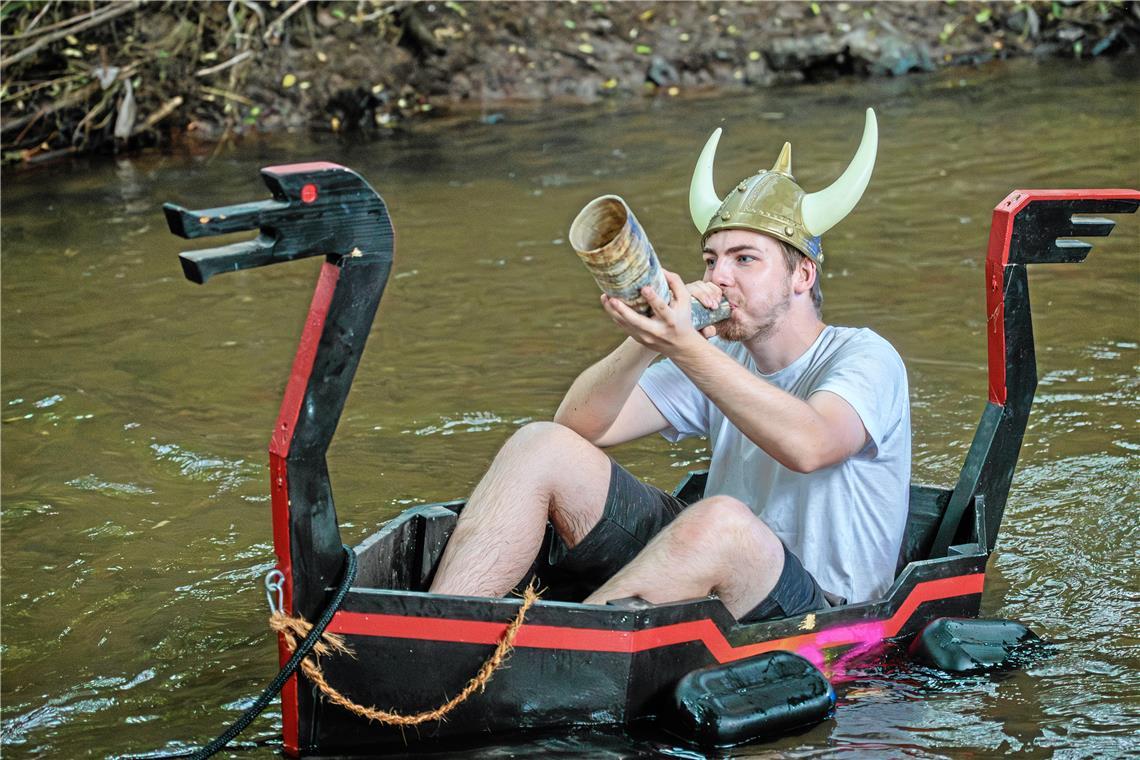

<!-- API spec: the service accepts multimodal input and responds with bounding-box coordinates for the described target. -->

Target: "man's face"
[701,230,795,342]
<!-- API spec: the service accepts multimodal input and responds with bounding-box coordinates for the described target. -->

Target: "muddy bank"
[2,1,1137,163]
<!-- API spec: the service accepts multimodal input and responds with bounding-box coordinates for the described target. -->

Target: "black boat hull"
[287,493,986,753]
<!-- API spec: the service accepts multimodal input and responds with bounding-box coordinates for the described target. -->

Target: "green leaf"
[563,19,576,29]
[331,7,346,20]
[635,43,652,54]
[0,3,31,23]
[975,8,992,23]
[810,2,820,15]
[444,1,467,17]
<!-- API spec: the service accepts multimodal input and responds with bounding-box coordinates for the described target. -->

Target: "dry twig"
[0,1,142,70]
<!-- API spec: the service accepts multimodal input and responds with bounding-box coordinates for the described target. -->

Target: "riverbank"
[2,1,1136,164]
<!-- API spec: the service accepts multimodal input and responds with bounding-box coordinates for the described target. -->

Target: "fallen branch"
[195,50,254,77]
[18,1,56,39]
[0,0,104,41]
[0,1,142,71]
[199,85,254,106]
[263,0,311,43]
[0,71,88,103]
[0,81,100,134]
[132,95,184,135]
[1,62,138,135]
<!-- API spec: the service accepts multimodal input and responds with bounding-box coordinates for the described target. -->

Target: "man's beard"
[716,280,792,343]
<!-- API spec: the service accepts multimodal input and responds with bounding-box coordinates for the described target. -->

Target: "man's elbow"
[782,454,820,474]
[552,409,605,445]
[781,446,843,474]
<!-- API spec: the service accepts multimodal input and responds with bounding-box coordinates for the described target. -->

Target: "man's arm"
[553,331,670,447]
[604,272,868,472]
[670,344,868,472]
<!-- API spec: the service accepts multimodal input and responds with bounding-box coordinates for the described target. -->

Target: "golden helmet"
[689,108,878,266]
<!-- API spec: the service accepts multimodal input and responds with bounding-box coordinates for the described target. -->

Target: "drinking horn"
[569,195,731,331]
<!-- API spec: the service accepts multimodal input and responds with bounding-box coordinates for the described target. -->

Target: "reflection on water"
[2,58,1138,758]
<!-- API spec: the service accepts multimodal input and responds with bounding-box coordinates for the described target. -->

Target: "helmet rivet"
[720,212,731,220]
[737,182,748,192]
[784,225,794,236]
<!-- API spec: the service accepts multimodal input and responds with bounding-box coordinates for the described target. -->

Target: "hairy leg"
[582,495,784,618]
[430,421,611,597]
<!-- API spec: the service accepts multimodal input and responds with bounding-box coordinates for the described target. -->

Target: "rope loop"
[271,583,540,726]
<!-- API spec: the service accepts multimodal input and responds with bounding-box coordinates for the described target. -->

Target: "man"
[430,109,910,622]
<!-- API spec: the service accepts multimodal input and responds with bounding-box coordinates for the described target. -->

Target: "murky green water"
[2,57,1138,758]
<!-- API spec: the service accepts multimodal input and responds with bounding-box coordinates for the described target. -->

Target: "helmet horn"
[800,108,878,237]
[689,128,724,233]
[771,142,792,176]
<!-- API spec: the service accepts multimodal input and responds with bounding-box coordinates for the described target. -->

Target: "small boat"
[164,165,1138,756]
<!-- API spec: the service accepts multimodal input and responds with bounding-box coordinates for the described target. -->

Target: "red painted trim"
[327,574,985,664]
[270,262,341,458]
[267,260,341,756]
[269,455,299,756]
[985,254,1008,406]
[263,161,345,175]
[985,189,1140,405]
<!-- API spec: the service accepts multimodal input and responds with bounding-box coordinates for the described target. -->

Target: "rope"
[187,546,357,760]
[270,582,540,726]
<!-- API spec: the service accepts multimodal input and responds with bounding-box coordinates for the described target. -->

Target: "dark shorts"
[549,459,833,623]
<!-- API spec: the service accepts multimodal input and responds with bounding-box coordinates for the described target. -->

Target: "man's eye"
[703,259,715,268]
[737,255,755,264]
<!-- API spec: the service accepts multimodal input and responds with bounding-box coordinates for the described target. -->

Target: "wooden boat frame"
[164,167,1138,756]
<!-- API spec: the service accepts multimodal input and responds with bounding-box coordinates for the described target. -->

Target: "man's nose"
[707,258,734,287]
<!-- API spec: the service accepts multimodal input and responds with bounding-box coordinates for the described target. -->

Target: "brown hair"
[777,240,823,314]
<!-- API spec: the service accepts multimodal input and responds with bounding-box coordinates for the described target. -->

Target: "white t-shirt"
[638,326,911,604]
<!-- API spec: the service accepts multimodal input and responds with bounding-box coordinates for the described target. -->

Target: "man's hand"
[686,280,724,339]
[602,270,720,356]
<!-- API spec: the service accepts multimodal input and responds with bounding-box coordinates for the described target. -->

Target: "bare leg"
[430,421,612,597]
[583,495,784,618]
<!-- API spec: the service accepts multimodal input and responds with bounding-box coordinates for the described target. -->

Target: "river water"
[2,57,1138,758]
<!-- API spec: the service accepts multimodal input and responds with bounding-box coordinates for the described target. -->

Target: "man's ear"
[793,256,817,295]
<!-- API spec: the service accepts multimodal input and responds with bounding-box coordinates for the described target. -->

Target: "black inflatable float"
[665,650,835,747]
[914,616,1042,673]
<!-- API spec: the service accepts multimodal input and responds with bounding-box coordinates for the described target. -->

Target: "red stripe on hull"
[269,261,341,757]
[328,573,985,664]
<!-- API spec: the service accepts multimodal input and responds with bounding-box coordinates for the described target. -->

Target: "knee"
[500,421,587,462]
[667,496,779,557]
[495,422,605,485]
[508,420,580,447]
[685,495,756,528]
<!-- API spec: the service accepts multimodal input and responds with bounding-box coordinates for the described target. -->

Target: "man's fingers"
[663,270,689,305]
[641,283,670,318]
[606,295,655,330]
[686,280,722,309]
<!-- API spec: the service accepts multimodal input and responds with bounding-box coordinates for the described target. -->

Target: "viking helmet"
[689,108,878,266]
